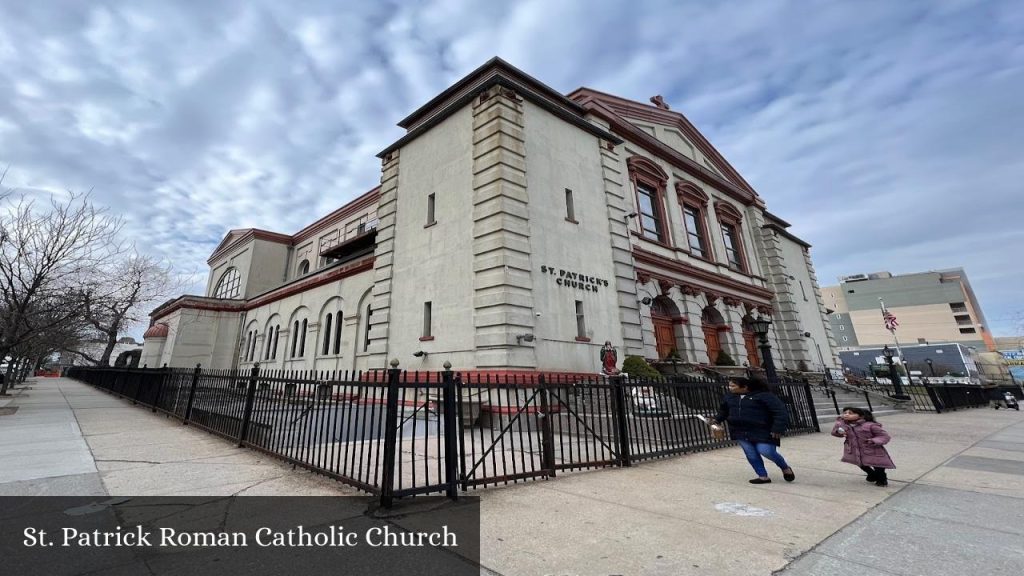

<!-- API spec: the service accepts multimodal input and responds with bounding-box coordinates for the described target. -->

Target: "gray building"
[822,269,995,352]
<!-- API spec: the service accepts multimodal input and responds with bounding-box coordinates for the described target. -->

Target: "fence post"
[538,375,556,477]
[183,364,202,424]
[804,378,821,432]
[379,359,402,508]
[863,390,873,412]
[441,363,460,500]
[237,363,261,447]
[611,375,632,467]
[924,384,943,413]
[151,365,167,413]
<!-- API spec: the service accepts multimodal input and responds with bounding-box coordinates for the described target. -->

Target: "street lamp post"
[925,358,936,377]
[750,316,778,384]
[883,345,910,400]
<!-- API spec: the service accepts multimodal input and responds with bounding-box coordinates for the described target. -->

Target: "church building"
[141,58,837,375]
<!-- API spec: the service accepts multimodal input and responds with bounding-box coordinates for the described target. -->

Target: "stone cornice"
[633,247,774,302]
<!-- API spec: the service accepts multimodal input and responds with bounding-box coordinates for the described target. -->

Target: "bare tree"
[76,252,177,366]
[0,191,123,394]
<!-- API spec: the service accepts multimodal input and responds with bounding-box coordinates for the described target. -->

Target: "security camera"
[412,350,427,358]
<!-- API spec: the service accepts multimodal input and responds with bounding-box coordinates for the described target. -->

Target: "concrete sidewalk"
[2,377,1023,575]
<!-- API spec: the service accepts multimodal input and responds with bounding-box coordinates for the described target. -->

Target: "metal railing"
[68,365,819,506]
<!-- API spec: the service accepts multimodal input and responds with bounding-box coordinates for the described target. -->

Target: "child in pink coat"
[831,407,895,486]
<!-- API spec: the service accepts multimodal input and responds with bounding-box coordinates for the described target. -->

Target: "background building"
[142,59,838,375]
[822,269,995,352]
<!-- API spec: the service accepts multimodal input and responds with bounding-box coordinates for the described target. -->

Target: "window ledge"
[419,336,435,342]
[575,336,592,343]
[629,230,674,250]
[424,221,437,229]
[565,217,579,225]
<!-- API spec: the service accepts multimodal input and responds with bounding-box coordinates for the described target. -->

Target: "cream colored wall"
[778,236,834,369]
[523,100,623,372]
[155,308,241,368]
[386,105,475,370]
[236,269,375,372]
[247,240,290,297]
[848,304,966,346]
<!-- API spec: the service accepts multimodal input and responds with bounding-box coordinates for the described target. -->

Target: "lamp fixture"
[750,316,772,338]
[516,333,535,344]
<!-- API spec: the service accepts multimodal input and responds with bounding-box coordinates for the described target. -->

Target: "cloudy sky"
[1,0,1021,336]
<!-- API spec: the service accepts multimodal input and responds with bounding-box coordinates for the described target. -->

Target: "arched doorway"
[701,306,726,364]
[650,296,681,360]
[742,315,761,368]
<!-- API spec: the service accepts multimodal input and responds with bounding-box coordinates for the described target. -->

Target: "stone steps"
[811,388,902,422]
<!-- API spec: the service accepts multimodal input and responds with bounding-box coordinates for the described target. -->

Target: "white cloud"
[0,0,1021,335]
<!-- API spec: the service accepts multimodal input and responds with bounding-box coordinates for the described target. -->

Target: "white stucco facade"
[142,58,837,375]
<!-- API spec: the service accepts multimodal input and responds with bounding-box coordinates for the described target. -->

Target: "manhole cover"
[0,407,19,416]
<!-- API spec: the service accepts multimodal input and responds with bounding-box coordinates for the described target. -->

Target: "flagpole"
[879,298,904,359]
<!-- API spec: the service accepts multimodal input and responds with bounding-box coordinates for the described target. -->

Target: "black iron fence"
[840,376,1004,413]
[67,365,819,506]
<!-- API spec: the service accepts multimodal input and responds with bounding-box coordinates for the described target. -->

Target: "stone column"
[594,128,644,357]
[471,86,536,368]
[365,150,400,369]
[721,297,747,366]
[636,274,657,360]
[755,219,811,370]
[679,285,708,364]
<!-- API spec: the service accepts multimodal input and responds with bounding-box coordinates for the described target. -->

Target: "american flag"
[883,310,899,332]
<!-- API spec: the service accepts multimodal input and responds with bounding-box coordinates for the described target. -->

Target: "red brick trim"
[575,336,592,342]
[568,87,759,200]
[419,336,435,342]
[152,258,374,322]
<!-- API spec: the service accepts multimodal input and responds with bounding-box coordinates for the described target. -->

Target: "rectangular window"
[426,193,436,226]
[636,182,662,241]
[422,302,432,338]
[564,188,576,222]
[959,327,976,334]
[682,205,707,257]
[954,314,973,326]
[721,223,744,271]
[950,302,967,314]
[575,300,586,339]
[799,280,808,301]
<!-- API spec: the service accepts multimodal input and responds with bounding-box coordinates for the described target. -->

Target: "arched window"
[299,319,308,357]
[298,259,310,276]
[627,156,670,245]
[291,320,299,358]
[333,309,343,354]
[214,268,241,298]
[271,325,280,359]
[322,313,333,355]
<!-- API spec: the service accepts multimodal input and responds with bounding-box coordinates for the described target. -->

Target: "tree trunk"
[98,332,118,367]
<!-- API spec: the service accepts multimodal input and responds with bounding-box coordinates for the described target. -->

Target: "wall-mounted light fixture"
[516,333,535,344]
[640,296,653,306]
[412,350,428,358]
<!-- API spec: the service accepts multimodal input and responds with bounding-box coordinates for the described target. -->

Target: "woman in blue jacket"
[711,377,794,484]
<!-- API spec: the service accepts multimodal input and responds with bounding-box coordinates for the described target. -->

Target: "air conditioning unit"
[840,273,869,282]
